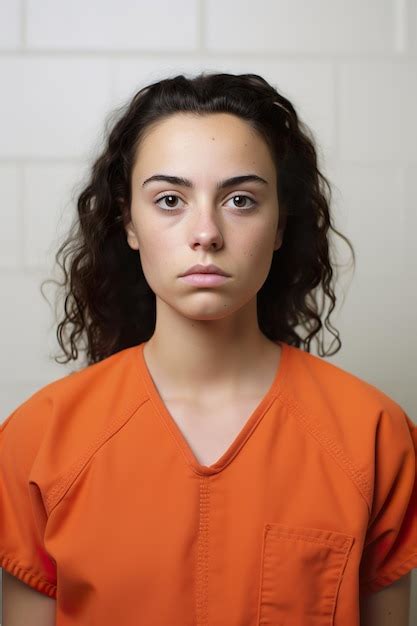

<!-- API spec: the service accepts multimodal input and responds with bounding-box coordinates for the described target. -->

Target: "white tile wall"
[26,0,199,51]
[22,162,85,267]
[405,165,417,271]
[0,0,416,622]
[0,164,20,267]
[0,57,113,158]
[339,61,417,162]
[205,0,398,54]
[0,0,20,50]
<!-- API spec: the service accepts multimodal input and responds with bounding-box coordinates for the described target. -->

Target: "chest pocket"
[257,522,354,625]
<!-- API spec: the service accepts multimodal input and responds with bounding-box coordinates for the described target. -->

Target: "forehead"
[132,112,275,179]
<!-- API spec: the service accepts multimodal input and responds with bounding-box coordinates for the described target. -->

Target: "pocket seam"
[264,530,351,552]
[257,523,355,625]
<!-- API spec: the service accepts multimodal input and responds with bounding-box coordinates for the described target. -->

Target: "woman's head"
[125,111,283,336]
[42,71,355,366]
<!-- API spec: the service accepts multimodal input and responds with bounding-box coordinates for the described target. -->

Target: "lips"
[180,273,229,286]
[181,264,230,277]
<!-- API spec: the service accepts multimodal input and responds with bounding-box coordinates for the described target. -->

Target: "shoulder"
[284,344,413,428]
[286,346,410,419]
[1,344,147,513]
[2,344,144,437]
[282,345,415,504]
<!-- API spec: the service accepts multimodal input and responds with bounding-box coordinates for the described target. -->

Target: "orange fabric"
[1,341,416,625]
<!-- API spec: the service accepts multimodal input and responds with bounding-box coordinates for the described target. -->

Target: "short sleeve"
[359,405,417,595]
[0,394,57,597]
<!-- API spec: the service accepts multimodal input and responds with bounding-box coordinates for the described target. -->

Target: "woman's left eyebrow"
[142,174,269,190]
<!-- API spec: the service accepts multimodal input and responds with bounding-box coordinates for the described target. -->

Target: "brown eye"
[226,195,257,211]
[235,196,248,208]
[155,194,184,211]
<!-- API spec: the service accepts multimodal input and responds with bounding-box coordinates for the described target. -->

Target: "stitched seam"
[329,536,354,621]
[0,552,55,585]
[264,532,352,552]
[360,551,417,586]
[196,477,210,625]
[278,387,372,513]
[45,395,149,514]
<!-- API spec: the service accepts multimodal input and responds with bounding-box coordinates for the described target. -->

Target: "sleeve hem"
[1,554,57,598]
[359,552,417,595]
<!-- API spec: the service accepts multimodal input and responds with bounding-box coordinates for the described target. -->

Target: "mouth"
[180,264,230,277]
[179,273,230,287]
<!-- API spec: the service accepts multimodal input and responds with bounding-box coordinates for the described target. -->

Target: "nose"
[189,206,224,250]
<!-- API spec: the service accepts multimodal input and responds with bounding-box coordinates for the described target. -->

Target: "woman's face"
[125,112,283,322]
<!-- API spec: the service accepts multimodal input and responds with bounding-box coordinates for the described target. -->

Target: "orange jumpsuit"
[1,341,416,625]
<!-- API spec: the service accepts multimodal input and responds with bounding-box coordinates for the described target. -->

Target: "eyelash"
[154,193,258,214]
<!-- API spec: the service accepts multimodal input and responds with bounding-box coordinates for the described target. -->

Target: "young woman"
[1,72,416,626]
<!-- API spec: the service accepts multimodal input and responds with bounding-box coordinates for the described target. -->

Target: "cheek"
[239,225,276,265]
[138,229,177,280]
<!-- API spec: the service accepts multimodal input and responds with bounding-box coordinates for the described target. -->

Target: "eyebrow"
[141,173,269,190]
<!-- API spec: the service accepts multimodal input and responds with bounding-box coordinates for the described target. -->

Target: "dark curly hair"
[41,71,355,368]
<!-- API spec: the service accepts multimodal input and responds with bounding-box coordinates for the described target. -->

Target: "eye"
[154,194,185,211]
[153,193,258,213]
[225,194,257,211]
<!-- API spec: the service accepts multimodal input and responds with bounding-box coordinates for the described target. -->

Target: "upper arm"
[2,569,56,626]
[359,571,412,626]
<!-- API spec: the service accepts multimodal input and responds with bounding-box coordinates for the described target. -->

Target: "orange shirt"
[1,340,416,625]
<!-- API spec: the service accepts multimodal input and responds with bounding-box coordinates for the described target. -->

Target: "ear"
[124,220,140,251]
[274,208,287,251]
[274,226,284,251]
[116,196,140,251]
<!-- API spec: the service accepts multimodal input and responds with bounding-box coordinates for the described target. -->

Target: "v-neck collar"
[135,340,291,476]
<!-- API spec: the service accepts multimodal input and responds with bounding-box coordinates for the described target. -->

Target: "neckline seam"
[135,341,292,475]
